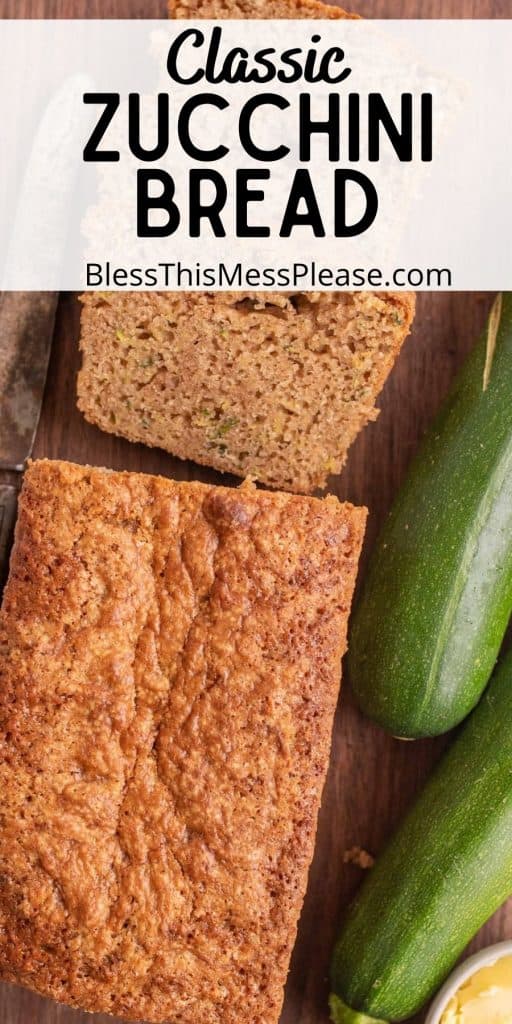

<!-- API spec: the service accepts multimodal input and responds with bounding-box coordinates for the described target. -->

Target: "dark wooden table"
[0,1,509,1023]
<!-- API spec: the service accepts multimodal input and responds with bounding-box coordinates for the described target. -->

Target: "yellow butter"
[440,955,512,1024]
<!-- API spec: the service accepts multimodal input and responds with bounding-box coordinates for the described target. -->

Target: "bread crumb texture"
[78,292,415,493]
[343,846,375,869]
[0,459,366,1023]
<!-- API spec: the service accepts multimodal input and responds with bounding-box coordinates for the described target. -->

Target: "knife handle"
[0,484,18,591]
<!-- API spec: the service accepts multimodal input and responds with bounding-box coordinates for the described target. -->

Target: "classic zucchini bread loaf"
[0,459,366,1023]
[78,291,415,493]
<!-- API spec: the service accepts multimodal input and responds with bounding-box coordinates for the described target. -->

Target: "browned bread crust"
[78,291,415,493]
[169,0,358,18]
[0,459,366,1023]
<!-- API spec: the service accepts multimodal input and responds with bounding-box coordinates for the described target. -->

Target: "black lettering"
[348,94,360,161]
[317,46,351,84]
[204,26,224,84]
[128,94,169,161]
[293,264,309,283]
[318,267,334,286]
[368,268,383,286]
[83,93,120,162]
[222,47,250,84]
[202,267,216,286]
[86,263,103,285]
[219,263,242,287]
[334,169,378,236]
[236,169,270,237]
[189,170,227,237]
[167,29,205,85]
[137,170,180,237]
[239,96,290,162]
[421,93,433,161]
[249,48,276,84]
[368,93,413,162]
[278,48,303,83]
[178,94,229,161]
[304,35,322,82]
[335,268,350,286]
[302,35,350,83]
[299,93,340,162]
[280,169,325,237]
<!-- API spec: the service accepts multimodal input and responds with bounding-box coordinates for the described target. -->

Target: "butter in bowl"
[426,942,512,1024]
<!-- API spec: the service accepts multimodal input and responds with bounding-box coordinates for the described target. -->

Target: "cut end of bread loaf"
[112,0,372,491]
[169,0,357,18]
[78,291,414,494]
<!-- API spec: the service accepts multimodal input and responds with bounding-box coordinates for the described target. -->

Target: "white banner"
[0,19,510,290]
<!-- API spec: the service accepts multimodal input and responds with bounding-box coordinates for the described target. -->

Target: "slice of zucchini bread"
[78,291,414,493]
[0,459,366,1023]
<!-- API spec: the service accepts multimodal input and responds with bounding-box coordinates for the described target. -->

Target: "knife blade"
[0,290,57,584]
[0,291,57,471]
[0,64,93,584]
[0,485,18,591]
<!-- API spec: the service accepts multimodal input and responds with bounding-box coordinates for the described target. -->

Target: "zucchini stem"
[329,993,388,1024]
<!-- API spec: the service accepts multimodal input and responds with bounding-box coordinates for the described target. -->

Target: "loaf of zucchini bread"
[0,459,366,1023]
[78,291,414,493]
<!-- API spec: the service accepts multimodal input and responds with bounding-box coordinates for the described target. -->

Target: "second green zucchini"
[349,293,512,738]
[330,647,512,1023]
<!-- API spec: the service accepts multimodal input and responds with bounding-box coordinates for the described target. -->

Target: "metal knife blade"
[0,291,57,471]
[0,290,57,586]
[0,69,87,584]
[0,485,18,591]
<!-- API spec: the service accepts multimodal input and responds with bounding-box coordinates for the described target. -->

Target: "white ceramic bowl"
[425,940,512,1024]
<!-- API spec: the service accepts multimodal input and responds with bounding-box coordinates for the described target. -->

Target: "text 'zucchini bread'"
[0,459,366,1023]
[78,291,415,493]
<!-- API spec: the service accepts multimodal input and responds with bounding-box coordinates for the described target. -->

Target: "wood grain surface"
[0,0,510,1023]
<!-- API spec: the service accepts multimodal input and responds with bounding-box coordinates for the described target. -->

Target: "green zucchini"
[329,647,512,1023]
[349,293,512,737]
